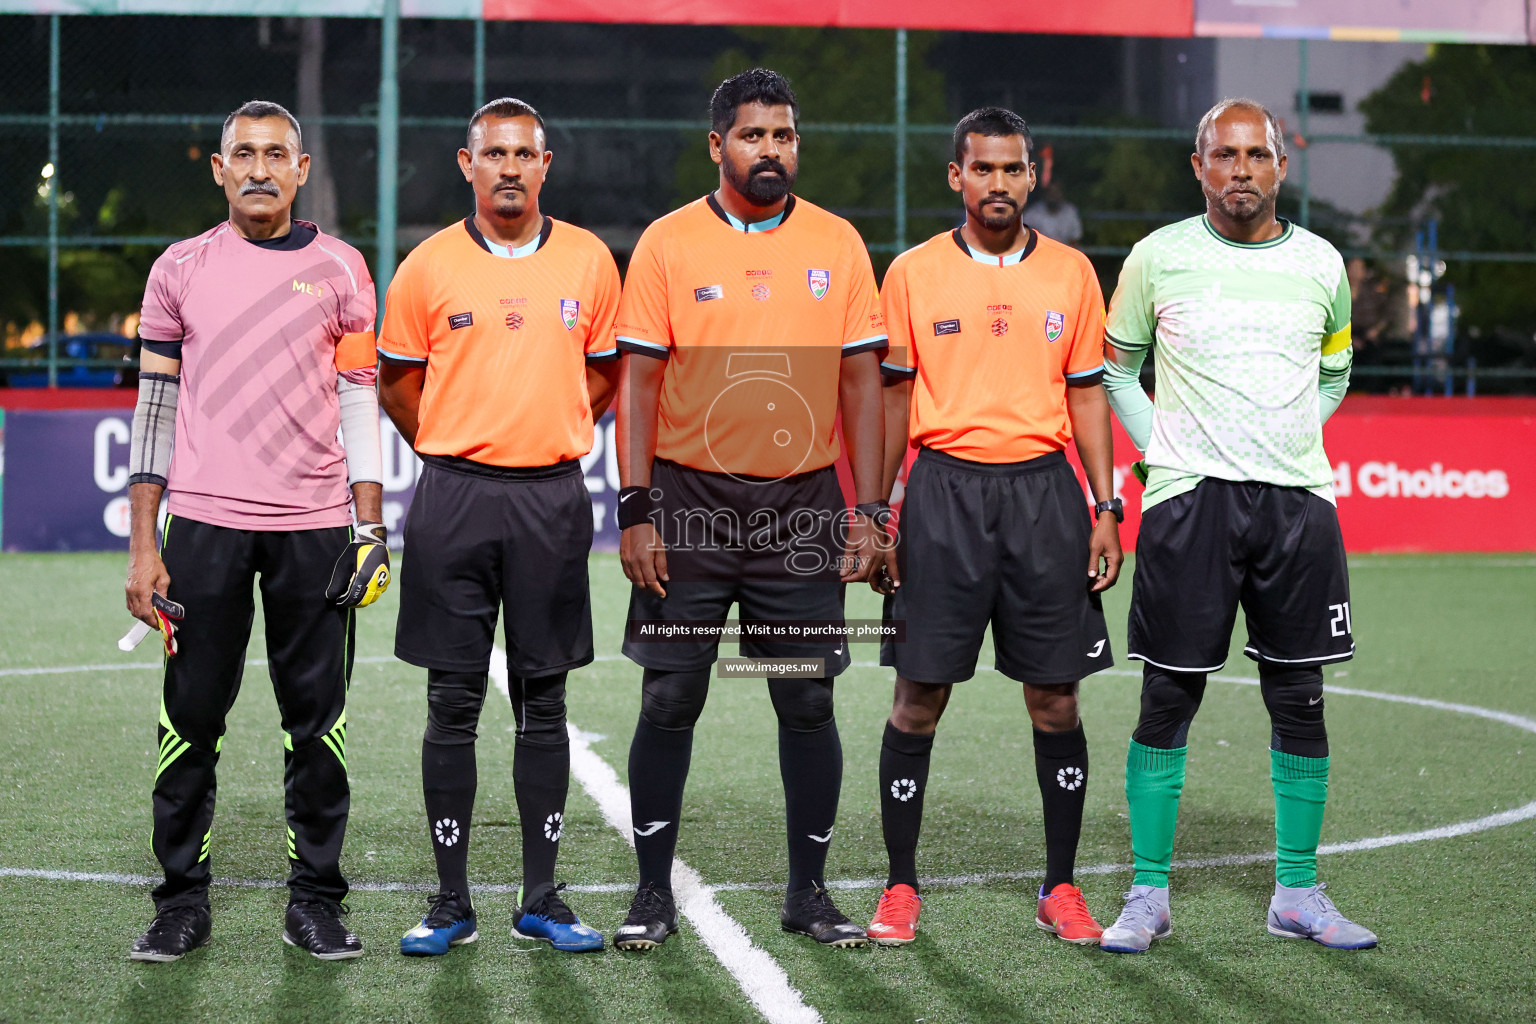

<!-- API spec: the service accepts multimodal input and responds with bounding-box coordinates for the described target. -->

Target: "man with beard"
[1098,99,1373,953]
[611,68,886,950]
[867,107,1122,947]
[378,98,621,955]
[125,100,384,961]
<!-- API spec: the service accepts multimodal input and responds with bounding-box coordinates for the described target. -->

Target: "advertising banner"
[0,408,623,553]
[3,399,1532,554]
[1194,0,1530,43]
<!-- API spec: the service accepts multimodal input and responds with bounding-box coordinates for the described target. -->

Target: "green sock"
[1271,749,1330,889]
[1125,740,1186,888]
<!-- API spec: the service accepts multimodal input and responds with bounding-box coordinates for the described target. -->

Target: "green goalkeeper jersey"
[1105,215,1353,511]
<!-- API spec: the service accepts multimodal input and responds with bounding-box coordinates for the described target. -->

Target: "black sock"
[879,721,934,890]
[508,672,571,901]
[628,714,693,892]
[422,738,476,901]
[779,719,842,892]
[514,738,568,896]
[1033,724,1088,892]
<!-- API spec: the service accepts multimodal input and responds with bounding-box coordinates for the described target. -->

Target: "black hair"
[466,97,546,150]
[710,68,799,136]
[952,106,1033,165]
[221,100,302,153]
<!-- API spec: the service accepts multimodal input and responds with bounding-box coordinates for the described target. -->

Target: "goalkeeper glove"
[118,593,185,657]
[326,522,391,608]
[1131,460,1148,486]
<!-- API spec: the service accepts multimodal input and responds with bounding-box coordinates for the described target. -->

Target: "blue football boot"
[400,890,479,956]
[512,882,605,952]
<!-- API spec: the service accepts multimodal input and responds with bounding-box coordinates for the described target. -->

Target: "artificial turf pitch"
[0,551,1532,1024]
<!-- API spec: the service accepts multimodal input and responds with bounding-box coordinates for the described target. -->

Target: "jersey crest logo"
[807,268,830,301]
[560,299,580,330]
[1044,310,1065,342]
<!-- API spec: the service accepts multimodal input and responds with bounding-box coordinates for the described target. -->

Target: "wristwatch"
[1094,498,1124,523]
[853,500,895,529]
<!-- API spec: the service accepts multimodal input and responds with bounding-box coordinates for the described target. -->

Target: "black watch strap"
[1094,498,1124,523]
[853,501,895,528]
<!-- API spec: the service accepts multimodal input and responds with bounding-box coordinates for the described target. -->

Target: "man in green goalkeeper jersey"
[1098,98,1376,953]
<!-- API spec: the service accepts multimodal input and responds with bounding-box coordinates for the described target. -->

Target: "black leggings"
[639,668,835,733]
[424,668,568,748]
[1131,662,1328,758]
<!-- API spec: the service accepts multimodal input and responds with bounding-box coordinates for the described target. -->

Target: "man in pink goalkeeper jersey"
[123,101,387,964]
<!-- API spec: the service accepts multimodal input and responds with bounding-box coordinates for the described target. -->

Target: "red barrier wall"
[484,0,1194,35]
[883,397,1536,554]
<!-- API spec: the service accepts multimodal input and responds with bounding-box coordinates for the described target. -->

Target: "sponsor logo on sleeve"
[933,319,961,336]
[695,284,724,302]
[1044,310,1065,342]
[560,298,580,330]
[447,311,474,330]
[807,268,830,300]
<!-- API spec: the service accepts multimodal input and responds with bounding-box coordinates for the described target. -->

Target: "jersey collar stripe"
[706,192,795,232]
[463,214,555,257]
[950,226,1036,266]
[1200,215,1294,249]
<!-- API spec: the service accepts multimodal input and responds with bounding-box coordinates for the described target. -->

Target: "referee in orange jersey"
[610,69,887,951]
[865,108,1123,948]
[378,98,619,955]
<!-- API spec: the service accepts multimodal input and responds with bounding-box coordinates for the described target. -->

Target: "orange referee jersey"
[377,217,619,467]
[881,227,1106,464]
[616,194,886,479]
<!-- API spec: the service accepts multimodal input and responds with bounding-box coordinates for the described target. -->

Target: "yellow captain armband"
[1321,323,1352,356]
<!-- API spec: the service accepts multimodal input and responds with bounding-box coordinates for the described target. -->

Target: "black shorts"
[396,455,594,677]
[622,459,851,675]
[879,447,1113,685]
[1127,478,1354,672]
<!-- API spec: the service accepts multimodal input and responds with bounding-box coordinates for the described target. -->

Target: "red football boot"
[1035,882,1104,944]
[867,884,922,946]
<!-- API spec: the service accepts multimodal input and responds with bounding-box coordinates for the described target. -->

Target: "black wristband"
[1094,498,1125,523]
[617,486,661,530]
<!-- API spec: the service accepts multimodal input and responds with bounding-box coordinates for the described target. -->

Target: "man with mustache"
[1098,99,1374,953]
[867,107,1122,947]
[611,68,886,950]
[378,98,621,955]
[125,100,384,962]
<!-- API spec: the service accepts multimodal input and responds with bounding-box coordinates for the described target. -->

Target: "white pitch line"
[0,654,400,678]
[488,651,823,1024]
[5,667,1534,902]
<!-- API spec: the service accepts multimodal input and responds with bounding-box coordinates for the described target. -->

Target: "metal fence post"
[474,16,486,110]
[894,27,908,255]
[47,14,60,388]
[376,0,400,306]
[1297,38,1311,229]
